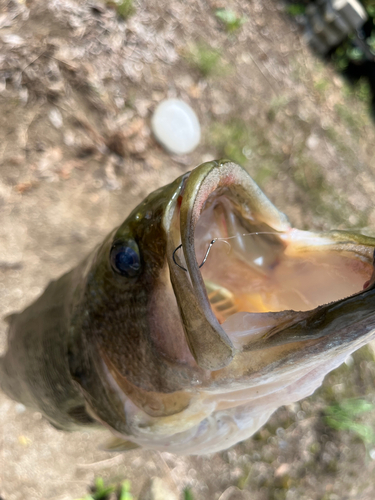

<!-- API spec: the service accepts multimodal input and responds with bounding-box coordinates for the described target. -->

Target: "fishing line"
[217,231,287,241]
[172,231,288,272]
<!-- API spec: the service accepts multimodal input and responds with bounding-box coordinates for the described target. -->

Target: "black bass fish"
[1,160,375,455]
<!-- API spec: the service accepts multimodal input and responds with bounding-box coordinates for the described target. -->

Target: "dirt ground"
[1,0,375,499]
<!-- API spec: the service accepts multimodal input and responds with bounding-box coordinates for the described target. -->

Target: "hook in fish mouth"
[172,239,218,272]
[165,160,375,370]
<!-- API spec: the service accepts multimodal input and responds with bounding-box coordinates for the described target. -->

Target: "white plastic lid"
[151,99,201,155]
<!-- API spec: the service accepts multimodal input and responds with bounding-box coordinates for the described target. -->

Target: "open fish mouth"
[165,160,375,370]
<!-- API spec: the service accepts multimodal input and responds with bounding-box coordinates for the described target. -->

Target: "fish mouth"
[165,160,375,371]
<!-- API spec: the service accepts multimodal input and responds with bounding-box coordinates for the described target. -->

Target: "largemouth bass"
[1,159,375,455]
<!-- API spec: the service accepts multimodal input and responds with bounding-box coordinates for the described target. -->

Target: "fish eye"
[110,240,141,278]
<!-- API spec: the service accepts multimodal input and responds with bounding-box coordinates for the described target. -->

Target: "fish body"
[1,160,375,454]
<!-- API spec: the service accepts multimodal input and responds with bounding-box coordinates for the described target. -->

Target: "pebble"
[49,108,63,129]
[15,403,26,414]
[306,133,319,150]
[1,34,25,46]
[151,99,201,155]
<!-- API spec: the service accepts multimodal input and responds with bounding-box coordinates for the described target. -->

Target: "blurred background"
[1,0,375,499]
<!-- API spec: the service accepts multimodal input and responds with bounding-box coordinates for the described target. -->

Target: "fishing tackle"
[172,239,218,272]
[172,232,286,272]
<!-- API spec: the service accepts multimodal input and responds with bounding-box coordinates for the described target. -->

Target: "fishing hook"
[173,239,218,272]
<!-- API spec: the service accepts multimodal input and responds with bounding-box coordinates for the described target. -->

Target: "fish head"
[70,160,375,453]
[70,173,200,421]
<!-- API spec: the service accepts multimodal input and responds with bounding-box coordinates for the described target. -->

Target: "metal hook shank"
[173,239,217,272]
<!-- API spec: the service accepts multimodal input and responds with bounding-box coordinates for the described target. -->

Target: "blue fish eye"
[110,241,141,278]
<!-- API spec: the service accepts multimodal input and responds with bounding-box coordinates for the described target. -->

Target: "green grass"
[313,77,330,94]
[209,120,250,165]
[289,153,356,226]
[335,102,365,133]
[106,0,135,19]
[184,42,222,77]
[341,77,372,104]
[208,118,284,190]
[207,110,368,228]
[76,478,133,500]
[119,481,133,500]
[323,399,375,445]
[116,0,135,19]
[184,487,195,500]
[285,3,306,16]
[267,95,289,121]
[215,9,246,33]
[208,118,283,185]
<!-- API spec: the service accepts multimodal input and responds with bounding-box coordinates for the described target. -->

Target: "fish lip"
[164,160,292,371]
[163,170,234,371]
